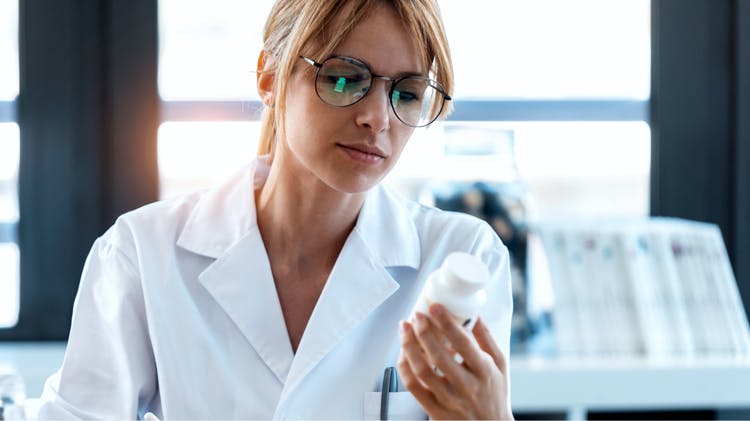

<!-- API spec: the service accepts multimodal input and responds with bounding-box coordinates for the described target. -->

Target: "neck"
[255,152,366,268]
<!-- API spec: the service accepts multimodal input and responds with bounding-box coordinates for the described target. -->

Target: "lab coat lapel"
[277,185,421,407]
[278,228,399,405]
[197,228,294,384]
[177,161,294,384]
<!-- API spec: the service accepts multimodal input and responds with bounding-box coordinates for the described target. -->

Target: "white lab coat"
[37,158,513,420]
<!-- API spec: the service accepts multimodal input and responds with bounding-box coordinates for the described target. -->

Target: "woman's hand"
[397,303,513,420]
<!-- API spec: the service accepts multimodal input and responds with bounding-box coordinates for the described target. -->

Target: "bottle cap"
[440,252,490,295]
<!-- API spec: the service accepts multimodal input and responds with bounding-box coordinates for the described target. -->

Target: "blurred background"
[1,0,749,419]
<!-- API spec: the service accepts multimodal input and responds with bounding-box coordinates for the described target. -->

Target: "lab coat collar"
[355,178,421,269]
[175,160,262,259]
[175,159,422,396]
[176,158,421,268]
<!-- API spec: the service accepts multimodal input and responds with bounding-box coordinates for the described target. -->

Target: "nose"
[354,78,391,133]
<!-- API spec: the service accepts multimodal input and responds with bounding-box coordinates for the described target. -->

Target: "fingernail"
[414,312,426,323]
[429,303,443,316]
[399,320,409,335]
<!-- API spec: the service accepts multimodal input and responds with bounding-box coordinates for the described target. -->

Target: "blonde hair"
[256,0,454,158]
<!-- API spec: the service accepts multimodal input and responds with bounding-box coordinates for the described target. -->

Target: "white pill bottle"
[412,251,490,331]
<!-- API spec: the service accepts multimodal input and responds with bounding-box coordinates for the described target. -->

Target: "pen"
[380,366,398,420]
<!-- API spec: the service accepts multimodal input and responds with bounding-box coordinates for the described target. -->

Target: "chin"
[334,179,381,195]
[328,171,386,194]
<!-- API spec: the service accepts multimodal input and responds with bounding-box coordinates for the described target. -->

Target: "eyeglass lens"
[314,57,444,127]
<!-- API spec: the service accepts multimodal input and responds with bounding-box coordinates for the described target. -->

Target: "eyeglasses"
[299,55,451,128]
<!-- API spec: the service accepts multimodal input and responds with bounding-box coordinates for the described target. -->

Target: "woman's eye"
[394,90,420,102]
[323,75,367,92]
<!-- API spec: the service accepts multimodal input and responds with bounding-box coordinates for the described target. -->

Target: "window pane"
[441,0,650,100]
[515,121,650,218]
[158,122,260,199]
[158,120,649,218]
[386,121,651,219]
[0,123,20,222]
[158,0,276,100]
[0,0,19,100]
[0,123,19,329]
[0,243,19,328]
[158,0,649,101]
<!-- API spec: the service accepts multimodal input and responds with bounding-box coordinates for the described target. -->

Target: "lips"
[336,142,389,165]
[336,143,388,159]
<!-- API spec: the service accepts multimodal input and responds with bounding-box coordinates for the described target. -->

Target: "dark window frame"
[0,0,159,340]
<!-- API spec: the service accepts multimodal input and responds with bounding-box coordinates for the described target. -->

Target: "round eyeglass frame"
[299,55,452,128]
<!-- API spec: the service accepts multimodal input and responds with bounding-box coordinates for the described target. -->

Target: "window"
[158,121,260,198]
[0,0,19,100]
[158,0,271,101]
[157,0,274,197]
[388,121,651,220]
[0,0,19,328]
[441,1,649,100]
[157,0,651,219]
[435,0,651,219]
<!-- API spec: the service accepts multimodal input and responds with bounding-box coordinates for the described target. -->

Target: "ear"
[256,50,276,107]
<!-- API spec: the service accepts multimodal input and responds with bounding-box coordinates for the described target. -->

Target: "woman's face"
[278,4,422,194]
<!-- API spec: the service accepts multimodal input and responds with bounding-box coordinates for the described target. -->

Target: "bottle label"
[420,297,477,331]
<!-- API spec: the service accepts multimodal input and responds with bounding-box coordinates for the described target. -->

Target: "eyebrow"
[331,53,426,79]
[393,70,426,79]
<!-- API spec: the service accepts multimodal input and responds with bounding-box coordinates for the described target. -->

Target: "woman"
[38,0,513,419]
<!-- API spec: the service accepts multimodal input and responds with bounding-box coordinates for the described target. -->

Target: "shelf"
[509,356,750,415]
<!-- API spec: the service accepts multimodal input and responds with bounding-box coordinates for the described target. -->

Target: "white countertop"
[3,342,750,414]
[509,355,750,412]
[0,342,66,398]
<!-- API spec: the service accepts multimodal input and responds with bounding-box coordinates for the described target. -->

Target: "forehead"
[329,4,424,76]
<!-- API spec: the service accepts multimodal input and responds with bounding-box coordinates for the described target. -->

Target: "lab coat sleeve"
[472,227,514,406]
[37,228,157,420]
[476,240,513,359]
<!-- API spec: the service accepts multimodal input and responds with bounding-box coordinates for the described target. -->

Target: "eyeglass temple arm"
[299,55,322,68]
